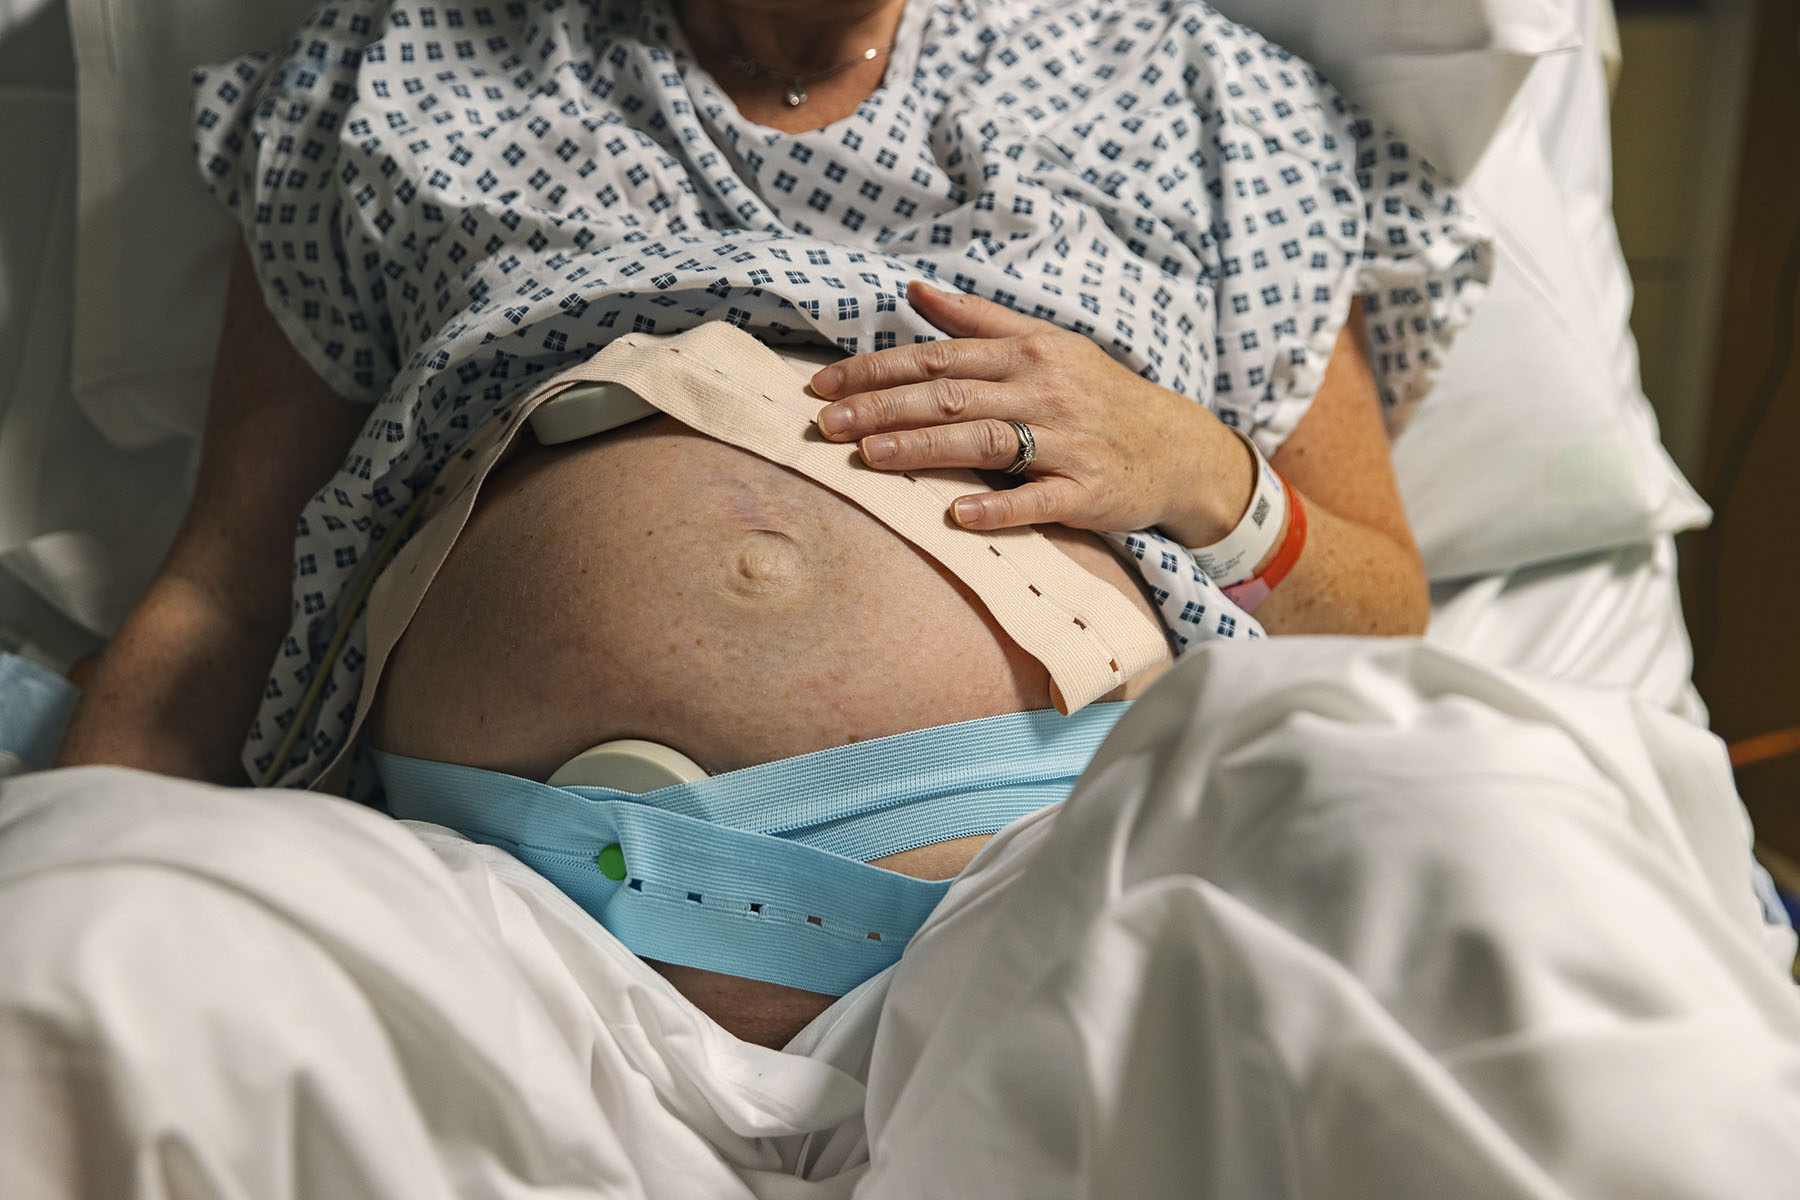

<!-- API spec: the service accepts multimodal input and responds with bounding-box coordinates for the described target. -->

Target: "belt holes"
[866,931,883,942]
[806,914,824,927]
[686,891,703,904]
[1072,617,1087,630]
[988,546,1003,557]
[1109,659,1118,672]
[628,879,644,891]
[1028,584,1041,596]
[748,902,764,914]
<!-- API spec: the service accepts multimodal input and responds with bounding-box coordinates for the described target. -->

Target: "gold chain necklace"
[727,43,897,107]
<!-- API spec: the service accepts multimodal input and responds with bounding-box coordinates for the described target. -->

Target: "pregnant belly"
[371,415,1164,1046]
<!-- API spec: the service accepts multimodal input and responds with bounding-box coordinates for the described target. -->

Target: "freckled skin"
[371,416,1167,1045]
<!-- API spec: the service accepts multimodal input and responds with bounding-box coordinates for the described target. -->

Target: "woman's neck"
[677,0,909,131]
[679,0,907,76]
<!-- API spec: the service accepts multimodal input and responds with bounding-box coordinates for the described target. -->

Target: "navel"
[720,528,805,599]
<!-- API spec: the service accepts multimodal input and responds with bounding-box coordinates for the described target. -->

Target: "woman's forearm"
[1242,492,1429,636]
[55,572,289,782]
[52,238,368,782]
[1167,470,1429,637]
[1152,323,1430,637]
[1182,297,1426,636]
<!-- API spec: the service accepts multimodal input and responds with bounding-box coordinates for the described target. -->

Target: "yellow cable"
[258,487,433,787]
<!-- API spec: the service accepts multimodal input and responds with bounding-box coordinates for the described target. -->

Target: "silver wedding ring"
[1004,420,1037,475]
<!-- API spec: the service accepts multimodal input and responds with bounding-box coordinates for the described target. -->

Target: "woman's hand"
[809,282,1253,544]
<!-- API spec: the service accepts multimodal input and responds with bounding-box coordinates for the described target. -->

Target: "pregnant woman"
[55,0,1484,1042]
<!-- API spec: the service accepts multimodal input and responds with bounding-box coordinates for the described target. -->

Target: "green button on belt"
[595,843,627,881]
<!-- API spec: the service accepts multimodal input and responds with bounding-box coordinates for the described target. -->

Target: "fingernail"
[818,403,852,435]
[862,434,897,463]
[952,497,983,526]
[812,366,843,397]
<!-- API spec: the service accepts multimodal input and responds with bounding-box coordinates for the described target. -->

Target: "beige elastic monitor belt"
[312,323,1169,787]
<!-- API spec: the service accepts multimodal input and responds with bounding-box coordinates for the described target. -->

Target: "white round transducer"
[546,739,710,794]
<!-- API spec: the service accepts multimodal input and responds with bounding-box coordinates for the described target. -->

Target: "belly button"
[723,530,802,598]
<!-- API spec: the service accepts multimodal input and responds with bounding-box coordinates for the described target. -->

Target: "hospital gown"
[188,0,1489,787]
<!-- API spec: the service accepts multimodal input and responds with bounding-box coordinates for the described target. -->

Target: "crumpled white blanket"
[2,639,1797,1199]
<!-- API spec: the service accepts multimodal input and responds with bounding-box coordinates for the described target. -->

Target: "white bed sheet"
[3,640,1796,1199]
[1427,534,1706,726]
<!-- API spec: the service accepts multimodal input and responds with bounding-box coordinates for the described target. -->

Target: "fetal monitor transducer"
[546,739,710,793]
[528,382,661,444]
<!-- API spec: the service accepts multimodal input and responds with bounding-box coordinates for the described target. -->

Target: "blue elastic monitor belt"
[374,704,1125,996]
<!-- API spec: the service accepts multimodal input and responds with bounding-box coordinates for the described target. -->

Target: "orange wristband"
[1220,479,1306,614]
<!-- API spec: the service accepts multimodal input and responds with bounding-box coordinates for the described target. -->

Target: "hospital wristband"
[1188,428,1287,587]
[1221,484,1307,614]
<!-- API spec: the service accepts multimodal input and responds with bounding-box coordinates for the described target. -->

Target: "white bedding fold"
[2,639,1795,1198]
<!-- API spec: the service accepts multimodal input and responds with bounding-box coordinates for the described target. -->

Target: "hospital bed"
[3,0,1797,1193]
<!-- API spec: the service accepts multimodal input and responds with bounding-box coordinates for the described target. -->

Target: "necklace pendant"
[783,80,807,107]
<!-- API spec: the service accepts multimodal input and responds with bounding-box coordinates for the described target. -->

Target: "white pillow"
[1211,0,1577,180]
[67,0,322,447]
[1389,54,1709,580]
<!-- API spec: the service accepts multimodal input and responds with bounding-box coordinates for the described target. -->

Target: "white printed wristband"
[1188,429,1287,587]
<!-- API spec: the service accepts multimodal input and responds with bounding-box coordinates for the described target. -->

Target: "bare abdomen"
[371,416,1163,1045]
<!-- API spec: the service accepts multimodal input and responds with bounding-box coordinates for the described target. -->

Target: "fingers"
[905,281,1047,339]
[853,422,1101,532]
[810,285,1062,400]
[812,336,1018,403]
[817,373,1029,441]
[855,417,1026,473]
[803,282,1117,533]
[951,478,1090,531]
